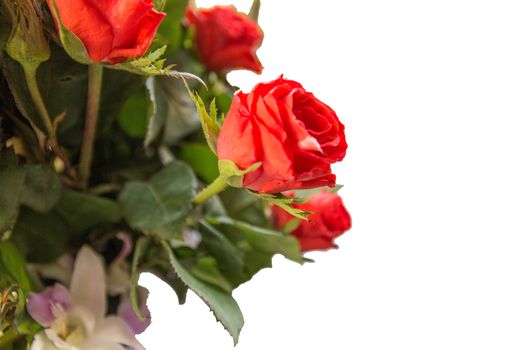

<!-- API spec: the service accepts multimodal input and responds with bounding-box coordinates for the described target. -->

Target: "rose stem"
[193,176,229,205]
[23,64,54,138]
[79,64,104,189]
[24,64,77,178]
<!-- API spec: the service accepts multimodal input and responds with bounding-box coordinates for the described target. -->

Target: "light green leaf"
[48,0,91,64]
[250,191,311,220]
[218,159,261,188]
[180,143,219,183]
[131,237,150,321]
[162,241,244,344]
[0,241,30,292]
[187,91,221,154]
[111,46,204,83]
[190,256,233,293]
[117,87,152,138]
[19,165,61,213]
[119,160,197,239]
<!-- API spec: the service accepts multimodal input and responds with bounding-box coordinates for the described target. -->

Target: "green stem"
[0,330,22,348]
[79,64,104,188]
[23,63,54,139]
[193,176,228,205]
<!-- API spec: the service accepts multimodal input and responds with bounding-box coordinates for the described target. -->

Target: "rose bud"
[217,76,347,194]
[185,6,263,73]
[46,0,165,64]
[272,190,352,252]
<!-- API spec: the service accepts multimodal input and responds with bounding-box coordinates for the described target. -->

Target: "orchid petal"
[30,332,60,350]
[118,288,151,334]
[87,316,145,350]
[69,246,106,320]
[27,284,72,327]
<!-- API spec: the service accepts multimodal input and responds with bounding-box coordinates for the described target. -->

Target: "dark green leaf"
[219,188,268,227]
[54,191,121,235]
[119,160,197,239]
[209,216,303,264]
[0,151,24,233]
[19,165,61,213]
[199,221,244,276]
[162,241,244,344]
[11,207,68,263]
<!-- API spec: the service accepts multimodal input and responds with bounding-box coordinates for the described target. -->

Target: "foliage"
[0,0,347,346]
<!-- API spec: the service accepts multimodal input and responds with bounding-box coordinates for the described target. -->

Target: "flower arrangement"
[0,0,351,349]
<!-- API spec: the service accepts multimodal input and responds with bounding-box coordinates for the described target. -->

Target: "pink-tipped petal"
[27,284,72,327]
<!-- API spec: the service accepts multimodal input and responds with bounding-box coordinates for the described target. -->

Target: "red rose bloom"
[272,190,352,252]
[185,6,263,73]
[217,76,347,193]
[47,0,165,63]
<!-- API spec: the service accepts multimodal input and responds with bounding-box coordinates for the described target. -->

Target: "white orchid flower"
[27,246,145,350]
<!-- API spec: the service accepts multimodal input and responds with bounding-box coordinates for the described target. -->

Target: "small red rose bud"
[272,190,352,252]
[185,6,263,74]
[46,0,165,64]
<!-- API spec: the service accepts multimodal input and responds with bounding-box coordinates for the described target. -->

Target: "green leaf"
[11,207,68,263]
[209,216,303,264]
[199,221,244,276]
[187,91,221,154]
[131,237,150,321]
[218,159,261,188]
[0,151,25,233]
[144,76,200,147]
[162,241,244,344]
[54,191,121,235]
[190,256,233,293]
[117,87,152,138]
[48,0,91,64]
[11,190,121,263]
[248,0,261,22]
[119,160,197,239]
[0,241,31,334]
[155,0,189,54]
[180,143,219,183]
[293,184,344,198]
[249,191,312,220]
[110,46,203,83]
[19,165,61,213]
[1,42,143,149]
[219,188,268,227]
[0,241,30,292]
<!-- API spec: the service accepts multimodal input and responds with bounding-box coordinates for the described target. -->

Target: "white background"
[140,0,525,349]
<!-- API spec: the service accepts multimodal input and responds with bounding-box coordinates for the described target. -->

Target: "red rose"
[217,76,347,193]
[47,0,165,63]
[185,6,263,73]
[272,190,352,252]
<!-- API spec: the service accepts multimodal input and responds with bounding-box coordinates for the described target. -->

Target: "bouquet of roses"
[0,0,351,348]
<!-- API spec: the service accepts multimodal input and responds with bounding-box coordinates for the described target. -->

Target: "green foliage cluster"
[0,0,304,346]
